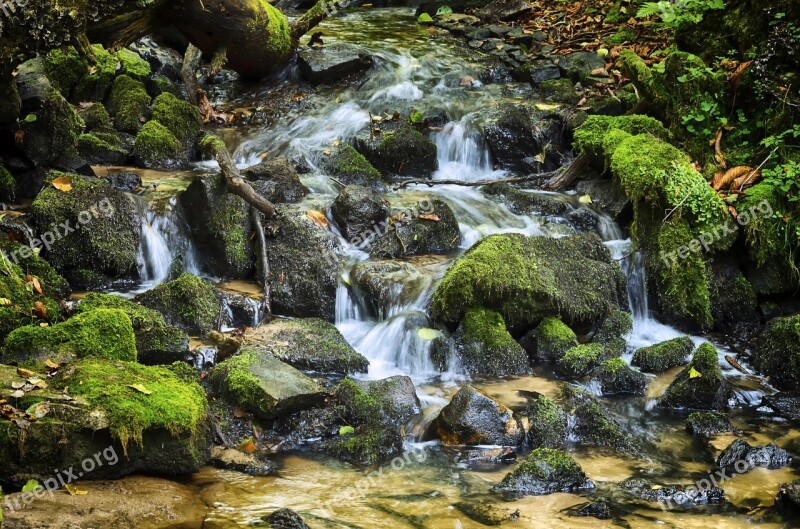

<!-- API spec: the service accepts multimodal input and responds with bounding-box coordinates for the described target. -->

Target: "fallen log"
[392,171,558,190]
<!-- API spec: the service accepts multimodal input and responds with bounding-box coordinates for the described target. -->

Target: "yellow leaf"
[64,483,88,495]
[306,210,328,228]
[332,140,341,147]
[535,103,561,111]
[127,384,152,395]
[578,194,593,204]
[51,176,73,192]
[419,213,440,222]
[688,367,702,379]
[0,298,11,306]
[322,148,332,156]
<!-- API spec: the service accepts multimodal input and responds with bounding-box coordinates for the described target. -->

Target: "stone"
[493,448,595,496]
[298,43,374,84]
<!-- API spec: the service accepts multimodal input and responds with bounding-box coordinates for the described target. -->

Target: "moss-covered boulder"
[424,385,524,446]
[573,114,670,159]
[594,358,647,396]
[115,48,152,82]
[3,308,136,367]
[631,336,694,373]
[751,315,800,392]
[555,343,606,379]
[150,92,202,151]
[136,273,220,335]
[76,293,189,365]
[109,75,151,134]
[209,347,327,419]
[77,102,113,132]
[133,120,183,169]
[355,124,438,178]
[0,255,61,341]
[72,44,118,103]
[43,46,87,98]
[431,233,627,331]
[178,174,253,278]
[525,317,577,364]
[0,359,211,484]
[334,376,422,427]
[0,167,15,203]
[431,308,529,376]
[243,157,309,204]
[685,411,735,437]
[593,309,633,345]
[31,173,140,279]
[323,425,403,466]
[562,386,637,453]
[321,145,383,188]
[492,448,594,496]
[243,318,369,374]
[76,132,129,165]
[0,240,70,300]
[658,343,735,410]
[525,394,568,449]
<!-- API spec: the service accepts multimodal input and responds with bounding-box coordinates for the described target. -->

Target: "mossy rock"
[0,241,70,300]
[0,254,61,341]
[110,75,151,134]
[243,318,369,374]
[433,308,529,376]
[31,173,140,278]
[115,48,152,82]
[631,336,694,373]
[555,343,605,379]
[73,44,119,103]
[77,102,113,132]
[209,347,327,419]
[751,315,800,392]
[43,46,87,99]
[323,425,403,466]
[709,264,758,330]
[3,308,136,368]
[355,124,438,178]
[527,317,577,364]
[433,233,627,334]
[594,358,647,396]
[19,86,85,167]
[685,411,735,437]
[562,386,637,453]
[76,132,129,165]
[136,273,220,335]
[150,92,202,149]
[133,120,183,169]
[538,78,580,104]
[321,145,382,188]
[76,292,189,365]
[492,448,594,496]
[334,375,421,428]
[658,343,735,410]
[592,309,633,345]
[573,115,670,158]
[525,394,568,449]
[0,166,15,203]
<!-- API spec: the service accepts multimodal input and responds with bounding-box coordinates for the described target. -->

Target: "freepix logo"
[1,0,28,19]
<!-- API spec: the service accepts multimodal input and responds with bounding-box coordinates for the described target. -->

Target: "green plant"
[637,0,724,29]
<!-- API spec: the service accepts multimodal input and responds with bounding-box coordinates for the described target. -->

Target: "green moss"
[685,411,733,436]
[526,395,567,449]
[78,102,113,132]
[534,317,577,363]
[208,191,250,273]
[738,182,785,267]
[0,253,61,341]
[115,48,151,82]
[538,78,579,103]
[605,29,636,46]
[594,309,633,345]
[110,75,151,133]
[75,132,127,160]
[73,45,118,102]
[209,348,265,410]
[610,134,694,203]
[659,342,730,410]
[335,377,382,425]
[134,120,181,166]
[60,358,208,450]
[43,46,87,97]
[556,343,605,378]
[574,115,670,158]
[135,273,219,335]
[516,448,579,478]
[3,308,136,366]
[751,315,800,391]
[199,134,226,155]
[0,241,70,299]
[323,424,402,466]
[326,144,381,184]
[562,386,634,452]
[253,0,292,57]
[454,307,529,375]
[150,93,202,148]
[632,336,694,373]
[0,166,15,202]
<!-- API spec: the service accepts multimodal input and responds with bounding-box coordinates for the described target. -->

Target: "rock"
[594,358,648,396]
[208,446,275,477]
[104,170,143,192]
[538,78,580,104]
[149,93,202,153]
[431,308,529,376]
[484,106,551,173]
[31,173,141,279]
[133,120,184,168]
[523,317,577,364]
[355,124,438,178]
[110,75,151,135]
[575,178,630,220]
[751,314,800,391]
[716,439,791,471]
[219,289,263,328]
[567,498,611,519]
[75,132,129,165]
[334,376,422,427]
[556,343,613,379]
[179,173,253,278]
[476,0,532,22]
[710,261,758,330]
[658,343,736,411]
[2,475,208,529]
[129,36,185,81]
[75,293,189,365]
[562,386,636,453]
[776,480,800,515]
[452,501,518,526]
[321,145,384,189]
[262,508,312,529]
[72,44,118,103]
[592,309,633,345]
[330,185,389,241]
[350,260,430,317]
[631,336,694,373]
[210,347,327,419]
[431,233,628,332]
[425,385,524,446]
[264,204,344,321]
[517,59,561,85]
[558,51,607,82]
[620,478,724,507]
[323,425,403,466]
[493,448,594,496]
[685,411,736,437]
[136,273,221,335]
[526,394,568,449]
[483,183,571,217]
[243,157,309,203]
[0,359,211,485]
[243,318,369,374]
[298,43,374,84]
[761,393,800,422]
[0,77,21,123]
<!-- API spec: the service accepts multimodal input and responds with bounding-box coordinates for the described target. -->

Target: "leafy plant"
[637,0,725,29]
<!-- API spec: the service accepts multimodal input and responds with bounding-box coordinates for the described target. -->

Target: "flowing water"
[121,9,796,527]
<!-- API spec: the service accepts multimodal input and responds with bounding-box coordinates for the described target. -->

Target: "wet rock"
[110,75,151,135]
[210,347,327,419]
[350,260,429,317]
[562,386,636,453]
[208,446,275,477]
[243,318,369,374]
[751,314,800,391]
[453,501,518,526]
[476,0,532,22]
[331,185,390,241]
[526,394,568,449]
[631,336,694,373]
[298,43,374,84]
[658,343,736,411]
[523,317,578,364]
[431,308,529,376]
[355,123,438,178]
[593,309,633,345]
[218,289,262,328]
[620,478,724,506]
[322,144,384,189]
[244,157,309,203]
[557,51,607,82]
[594,358,648,396]
[425,385,524,446]
[75,132,129,165]
[264,204,345,321]
[716,439,791,471]
[104,170,142,192]
[136,273,221,335]
[323,425,403,466]
[493,448,594,496]
[761,393,800,422]
[776,480,800,515]
[2,475,208,529]
[334,376,422,427]
[484,105,549,173]
[575,178,630,220]
[710,261,758,331]
[483,183,571,217]
[129,36,185,81]
[0,77,21,123]
[556,343,618,379]
[431,233,628,332]
[517,59,561,85]
[262,508,312,529]
[567,498,611,519]
[685,411,736,437]
[538,78,580,104]
[179,173,253,278]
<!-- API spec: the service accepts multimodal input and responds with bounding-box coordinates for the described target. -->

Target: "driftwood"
[392,171,558,190]
[180,44,203,105]
[250,207,273,323]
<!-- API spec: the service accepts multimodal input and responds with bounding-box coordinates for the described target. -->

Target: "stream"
[125,8,794,528]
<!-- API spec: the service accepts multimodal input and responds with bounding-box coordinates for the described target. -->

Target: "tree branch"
[250,207,273,323]
[392,171,558,190]
[290,0,333,42]
[180,44,203,105]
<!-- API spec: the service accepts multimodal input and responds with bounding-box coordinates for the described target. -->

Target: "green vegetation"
[134,121,182,166]
[632,336,694,372]
[526,395,567,449]
[115,48,151,81]
[556,343,605,378]
[151,93,202,148]
[135,273,220,335]
[109,75,151,133]
[533,317,577,363]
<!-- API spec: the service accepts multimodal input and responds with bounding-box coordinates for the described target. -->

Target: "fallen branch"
[542,155,589,192]
[250,207,273,323]
[392,171,558,190]
[290,0,335,43]
[181,44,203,105]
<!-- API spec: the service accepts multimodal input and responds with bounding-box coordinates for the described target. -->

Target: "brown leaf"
[51,176,73,193]
[732,169,762,191]
[725,355,749,375]
[712,166,755,191]
[241,441,257,453]
[16,367,36,378]
[32,301,47,319]
[306,210,328,228]
[419,213,441,222]
[460,76,475,86]
[26,276,43,296]
[14,129,24,146]
[233,407,247,418]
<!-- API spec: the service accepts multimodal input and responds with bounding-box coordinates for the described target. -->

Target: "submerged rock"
[716,439,791,471]
[525,394,568,449]
[136,273,221,335]
[425,385,524,446]
[262,508,312,529]
[323,424,403,466]
[562,386,636,453]
[243,318,369,374]
[452,501,519,526]
[298,43,374,84]
[761,393,800,423]
[658,343,735,411]
[685,411,736,437]
[493,448,594,496]
[751,314,800,392]
[244,157,309,204]
[776,480,800,516]
[620,478,724,507]
[566,498,611,519]
[631,336,694,373]
[208,446,275,477]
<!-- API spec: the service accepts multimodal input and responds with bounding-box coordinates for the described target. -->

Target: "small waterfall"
[431,119,494,182]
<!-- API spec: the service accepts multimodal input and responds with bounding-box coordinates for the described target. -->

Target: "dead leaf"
[16,367,36,378]
[460,76,474,86]
[306,210,329,228]
[10,390,24,399]
[51,176,73,193]
[233,407,247,418]
[241,441,257,453]
[26,275,43,296]
[332,140,341,147]
[14,129,24,146]
[712,166,756,191]
[322,148,332,156]
[11,381,24,389]
[32,301,47,319]
[725,355,749,374]
[26,401,50,419]
[44,359,61,370]
[127,384,152,395]
[64,483,88,496]
[419,213,440,222]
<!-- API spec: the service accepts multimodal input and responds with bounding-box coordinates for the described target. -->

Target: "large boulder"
[751,314,800,391]
[424,385,524,446]
[330,185,389,242]
[716,439,791,471]
[334,376,422,427]
[431,233,628,332]
[476,0,532,22]
[593,358,648,396]
[263,204,344,321]
[243,318,369,374]
[210,347,327,419]
[525,394,568,449]
[658,343,735,410]
[631,336,694,373]
[321,145,384,189]
[492,448,594,496]
[557,51,607,82]
[483,106,563,173]
[297,43,374,84]
[354,124,438,178]
[322,425,403,466]
[243,157,309,203]
[136,273,221,335]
